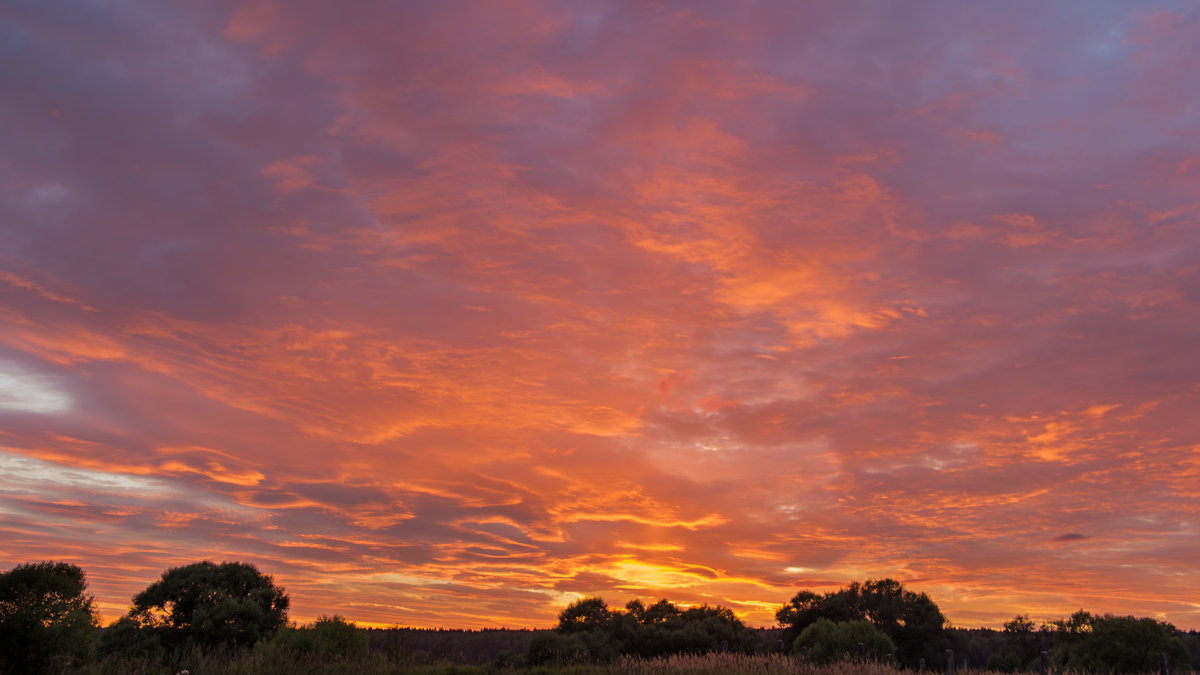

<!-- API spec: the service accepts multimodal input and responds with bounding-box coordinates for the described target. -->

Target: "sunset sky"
[3,1,1200,631]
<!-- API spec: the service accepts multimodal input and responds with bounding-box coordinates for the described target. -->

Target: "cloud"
[1,0,1199,631]
[0,359,72,413]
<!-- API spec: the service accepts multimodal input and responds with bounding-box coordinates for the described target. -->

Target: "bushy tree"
[777,578,948,667]
[0,561,99,673]
[623,600,755,657]
[557,596,612,633]
[795,618,896,663]
[125,560,289,650]
[678,605,756,654]
[536,596,756,662]
[777,590,825,630]
[638,598,685,624]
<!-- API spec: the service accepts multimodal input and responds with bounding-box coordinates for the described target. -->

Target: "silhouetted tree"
[125,560,289,650]
[0,561,99,673]
[777,590,825,629]
[642,598,684,624]
[777,578,948,667]
[538,595,755,662]
[556,596,612,633]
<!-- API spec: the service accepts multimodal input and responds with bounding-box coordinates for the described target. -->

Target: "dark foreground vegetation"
[2,559,1198,674]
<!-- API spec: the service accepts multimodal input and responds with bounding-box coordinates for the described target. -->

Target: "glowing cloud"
[1,0,1199,631]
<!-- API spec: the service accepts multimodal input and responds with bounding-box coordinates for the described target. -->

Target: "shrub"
[99,615,165,659]
[527,631,589,664]
[489,648,522,670]
[794,618,896,664]
[270,614,370,659]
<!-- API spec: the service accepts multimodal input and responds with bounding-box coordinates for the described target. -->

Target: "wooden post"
[778,639,785,654]
[1159,652,1169,675]
[919,657,926,674]
[946,649,955,675]
[1040,650,1049,675]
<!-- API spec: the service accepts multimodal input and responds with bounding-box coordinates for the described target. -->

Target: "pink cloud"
[1,0,1199,631]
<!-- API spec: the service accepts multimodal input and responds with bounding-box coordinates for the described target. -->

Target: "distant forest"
[2,560,1197,674]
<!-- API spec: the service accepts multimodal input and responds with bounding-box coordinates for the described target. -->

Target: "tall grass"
[608,654,1013,675]
[611,652,809,674]
[55,646,466,675]
[48,650,1029,675]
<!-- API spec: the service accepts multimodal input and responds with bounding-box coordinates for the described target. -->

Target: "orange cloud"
[3,0,1200,633]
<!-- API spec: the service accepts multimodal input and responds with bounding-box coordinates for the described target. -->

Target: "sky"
[2,0,1200,631]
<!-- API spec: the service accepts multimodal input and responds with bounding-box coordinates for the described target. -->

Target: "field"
[40,625,1200,675]
[67,653,1005,675]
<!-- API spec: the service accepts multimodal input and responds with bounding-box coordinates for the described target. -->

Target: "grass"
[613,654,927,674]
[44,651,1037,675]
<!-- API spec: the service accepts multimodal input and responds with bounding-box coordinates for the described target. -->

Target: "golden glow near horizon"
[2,1,1200,631]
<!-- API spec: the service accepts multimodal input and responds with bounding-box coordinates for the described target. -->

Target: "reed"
[608,653,1014,675]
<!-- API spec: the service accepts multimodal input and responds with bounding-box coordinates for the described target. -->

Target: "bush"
[270,615,369,659]
[99,615,165,659]
[313,615,370,658]
[489,648,522,670]
[528,632,589,664]
[794,618,896,664]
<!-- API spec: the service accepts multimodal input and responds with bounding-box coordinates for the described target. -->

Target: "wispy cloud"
[1,0,1198,630]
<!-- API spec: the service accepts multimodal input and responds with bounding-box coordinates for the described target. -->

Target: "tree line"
[774,580,1199,673]
[953,612,1198,675]
[0,559,363,674]
[2,559,1198,674]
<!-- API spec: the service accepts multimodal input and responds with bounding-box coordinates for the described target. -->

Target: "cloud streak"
[1,0,1199,629]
